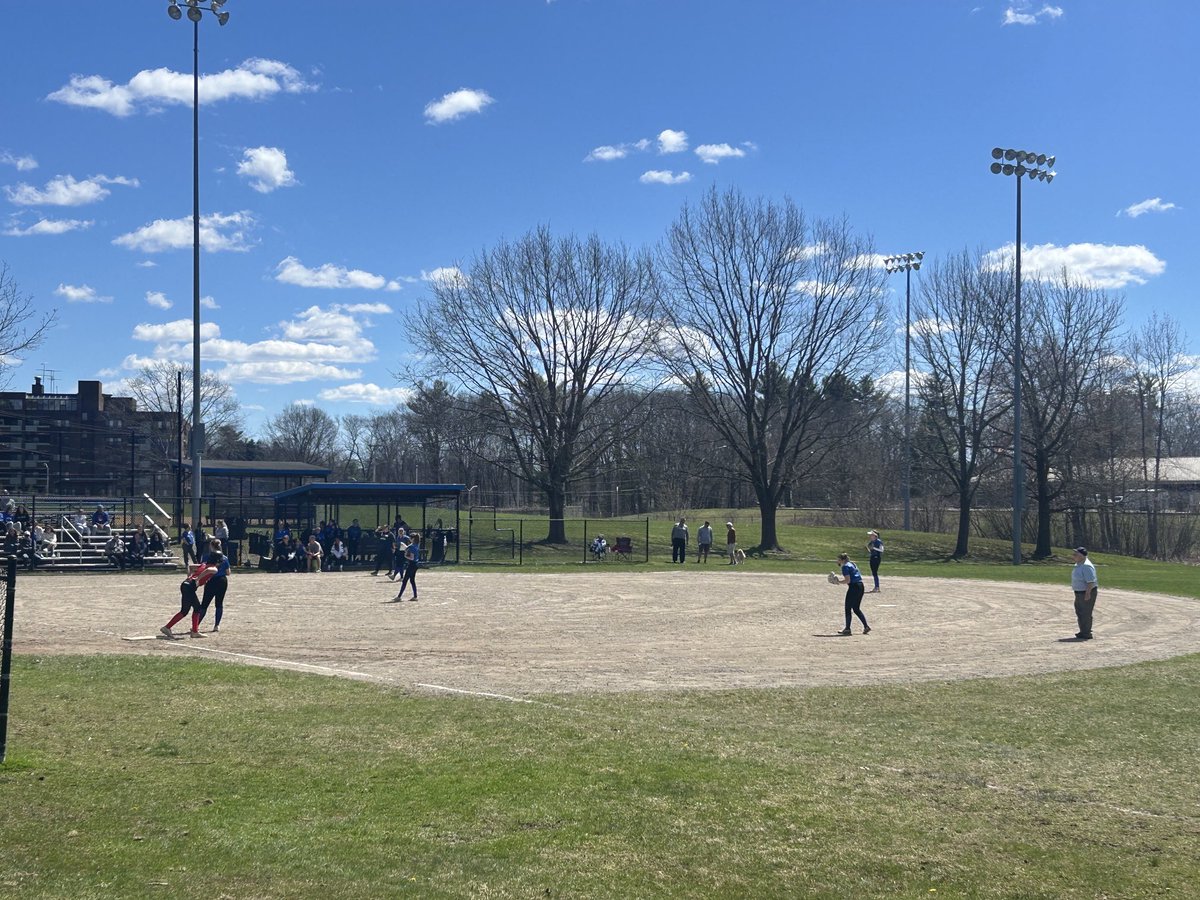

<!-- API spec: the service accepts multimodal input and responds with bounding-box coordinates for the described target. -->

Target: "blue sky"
[2,0,1196,432]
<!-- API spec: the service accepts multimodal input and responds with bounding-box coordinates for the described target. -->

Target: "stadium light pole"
[167,0,230,534]
[884,252,923,532]
[989,147,1056,566]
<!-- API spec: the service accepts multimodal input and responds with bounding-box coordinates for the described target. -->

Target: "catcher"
[830,552,871,636]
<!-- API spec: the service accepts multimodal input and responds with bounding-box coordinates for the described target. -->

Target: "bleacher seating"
[0,523,180,573]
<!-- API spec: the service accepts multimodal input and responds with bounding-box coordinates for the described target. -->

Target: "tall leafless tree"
[656,187,887,551]
[1128,313,1191,556]
[0,262,56,388]
[125,360,243,472]
[410,227,661,543]
[1018,271,1123,558]
[262,403,341,468]
[906,251,1015,556]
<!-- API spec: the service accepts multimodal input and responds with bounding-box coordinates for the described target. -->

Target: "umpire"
[1070,547,1098,640]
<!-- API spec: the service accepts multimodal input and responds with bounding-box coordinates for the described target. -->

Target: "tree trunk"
[1034,454,1054,558]
[953,495,971,558]
[757,494,780,552]
[545,483,568,544]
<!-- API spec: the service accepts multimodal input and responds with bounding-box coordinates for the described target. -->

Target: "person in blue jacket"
[835,552,870,636]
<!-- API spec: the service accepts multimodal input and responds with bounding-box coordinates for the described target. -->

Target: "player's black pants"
[397,560,418,597]
[179,580,200,615]
[844,582,868,630]
[869,555,881,589]
[198,575,228,628]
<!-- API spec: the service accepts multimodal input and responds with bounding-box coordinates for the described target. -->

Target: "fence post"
[582,520,589,565]
[1,559,17,764]
[644,517,650,563]
[519,520,524,566]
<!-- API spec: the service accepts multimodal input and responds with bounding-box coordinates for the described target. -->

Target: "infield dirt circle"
[13,570,1200,696]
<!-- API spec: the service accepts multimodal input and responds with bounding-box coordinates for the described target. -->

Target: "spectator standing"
[372,526,395,576]
[866,530,884,592]
[725,522,738,565]
[670,517,689,564]
[696,521,713,563]
[346,519,362,564]
[180,524,198,566]
[1070,547,1099,640]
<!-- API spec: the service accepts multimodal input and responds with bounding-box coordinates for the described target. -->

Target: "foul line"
[415,682,537,704]
[163,641,387,681]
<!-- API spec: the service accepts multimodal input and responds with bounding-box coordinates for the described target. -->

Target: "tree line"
[10,187,1192,559]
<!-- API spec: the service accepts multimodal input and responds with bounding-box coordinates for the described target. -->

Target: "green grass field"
[3,652,1197,898]
[5,523,1198,897]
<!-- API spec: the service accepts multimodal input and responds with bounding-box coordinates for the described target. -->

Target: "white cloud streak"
[640,170,692,185]
[145,291,173,310]
[4,174,138,206]
[423,88,494,124]
[275,256,401,291]
[1002,4,1064,25]
[1119,197,1178,218]
[237,146,297,193]
[0,151,38,171]
[3,217,93,236]
[984,241,1166,289]
[317,383,414,405]
[47,58,316,117]
[113,211,255,253]
[694,143,747,165]
[55,283,112,303]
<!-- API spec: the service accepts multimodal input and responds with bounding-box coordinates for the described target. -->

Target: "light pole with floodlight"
[167,0,229,534]
[989,147,1056,566]
[884,251,923,532]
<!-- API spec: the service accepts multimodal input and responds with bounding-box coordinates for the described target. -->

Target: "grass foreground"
[3,653,1198,899]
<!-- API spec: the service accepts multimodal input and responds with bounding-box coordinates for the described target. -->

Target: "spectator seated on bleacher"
[328,538,348,571]
[105,533,127,570]
[90,505,112,535]
[591,535,608,560]
[147,529,165,555]
[70,507,87,534]
[127,527,148,569]
[3,523,19,557]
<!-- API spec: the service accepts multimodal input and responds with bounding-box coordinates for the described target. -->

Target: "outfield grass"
[2,653,1197,898]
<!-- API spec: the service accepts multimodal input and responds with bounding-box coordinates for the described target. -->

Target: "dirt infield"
[11,569,1200,696]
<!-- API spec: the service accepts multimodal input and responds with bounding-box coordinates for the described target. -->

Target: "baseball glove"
[827,571,840,584]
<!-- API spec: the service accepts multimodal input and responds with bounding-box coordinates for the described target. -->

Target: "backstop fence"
[1,559,16,763]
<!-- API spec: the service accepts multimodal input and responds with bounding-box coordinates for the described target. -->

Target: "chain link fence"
[1,559,17,763]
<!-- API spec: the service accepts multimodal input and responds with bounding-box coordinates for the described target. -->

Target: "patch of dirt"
[11,569,1199,696]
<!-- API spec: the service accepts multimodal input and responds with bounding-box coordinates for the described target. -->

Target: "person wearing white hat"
[725,521,738,565]
[866,530,884,592]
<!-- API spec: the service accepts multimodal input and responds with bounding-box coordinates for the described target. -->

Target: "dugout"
[271,482,466,563]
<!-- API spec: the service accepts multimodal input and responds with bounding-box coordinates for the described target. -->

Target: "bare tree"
[909,250,1014,557]
[1019,272,1123,558]
[125,360,243,472]
[262,403,341,467]
[1128,313,1191,556]
[0,262,57,388]
[411,227,661,543]
[656,187,886,551]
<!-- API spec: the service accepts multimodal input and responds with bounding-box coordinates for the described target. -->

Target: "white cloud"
[2,217,93,236]
[984,242,1166,289]
[337,302,393,315]
[1002,4,1063,25]
[113,211,255,253]
[132,320,221,343]
[640,170,692,185]
[236,146,297,193]
[317,382,415,405]
[694,143,747,165]
[657,129,688,154]
[1119,197,1178,218]
[585,145,629,162]
[145,290,173,310]
[275,256,401,291]
[47,58,316,117]
[0,151,37,171]
[136,260,157,268]
[4,174,138,206]
[200,295,220,309]
[423,88,494,124]
[54,283,111,303]
[421,266,467,287]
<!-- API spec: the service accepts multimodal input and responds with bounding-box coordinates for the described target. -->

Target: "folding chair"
[612,536,633,562]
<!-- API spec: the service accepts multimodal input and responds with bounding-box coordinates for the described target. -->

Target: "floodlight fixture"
[188,5,203,20]
[167,2,182,18]
[992,147,1004,159]
[885,249,924,533]
[217,11,229,24]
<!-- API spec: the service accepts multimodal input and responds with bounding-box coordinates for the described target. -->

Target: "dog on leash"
[734,548,747,564]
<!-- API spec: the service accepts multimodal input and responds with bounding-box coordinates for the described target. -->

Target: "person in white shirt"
[1070,547,1098,640]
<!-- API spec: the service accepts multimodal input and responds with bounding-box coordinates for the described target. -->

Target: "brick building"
[0,377,177,496]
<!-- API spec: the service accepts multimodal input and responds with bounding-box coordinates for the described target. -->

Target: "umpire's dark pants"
[1074,588,1097,637]
[671,538,686,563]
